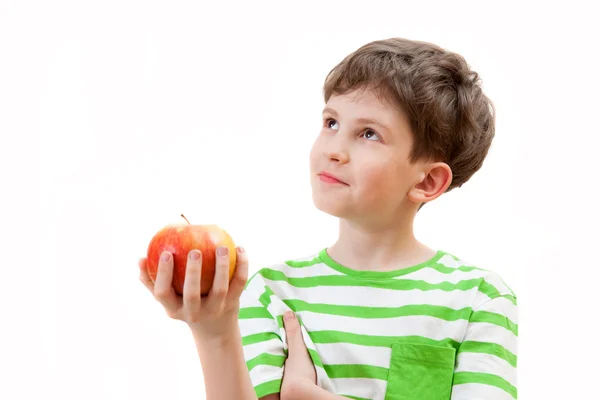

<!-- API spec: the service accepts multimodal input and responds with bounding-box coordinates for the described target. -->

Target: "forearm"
[191,325,257,400]
[291,380,348,400]
[304,386,348,400]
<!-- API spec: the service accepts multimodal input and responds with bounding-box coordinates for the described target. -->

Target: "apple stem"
[181,214,191,225]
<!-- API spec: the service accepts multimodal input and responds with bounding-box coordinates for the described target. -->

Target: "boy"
[139,37,517,400]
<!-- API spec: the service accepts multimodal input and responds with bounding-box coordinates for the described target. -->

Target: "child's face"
[309,88,427,224]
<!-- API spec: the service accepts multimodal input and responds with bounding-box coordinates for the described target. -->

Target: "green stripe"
[428,263,484,274]
[324,363,389,380]
[259,268,484,292]
[309,330,460,350]
[458,341,517,367]
[258,268,517,306]
[308,348,325,369]
[246,353,286,372]
[285,252,484,273]
[258,285,275,308]
[478,282,517,305]
[342,396,371,400]
[496,294,517,304]
[284,299,471,321]
[239,306,272,319]
[453,371,517,399]
[254,379,282,398]
[242,332,280,346]
[470,310,518,336]
[285,257,321,268]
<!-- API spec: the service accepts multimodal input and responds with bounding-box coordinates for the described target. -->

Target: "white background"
[2,0,598,399]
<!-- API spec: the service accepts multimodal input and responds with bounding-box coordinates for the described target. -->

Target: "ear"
[407,162,453,205]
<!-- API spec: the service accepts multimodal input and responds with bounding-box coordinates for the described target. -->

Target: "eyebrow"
[322,107,391,133]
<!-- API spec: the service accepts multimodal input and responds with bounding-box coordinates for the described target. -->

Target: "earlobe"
[408,163,453,204]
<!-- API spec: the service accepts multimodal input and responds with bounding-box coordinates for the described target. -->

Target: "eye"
[360,129,381,141]
[324,118,339,130]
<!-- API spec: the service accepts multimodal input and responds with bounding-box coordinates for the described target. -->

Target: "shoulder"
[244,250,324,291]
[437,250,517,303]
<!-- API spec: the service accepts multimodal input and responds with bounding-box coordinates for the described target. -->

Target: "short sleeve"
[238,270,286,398]
[451,291,518,399]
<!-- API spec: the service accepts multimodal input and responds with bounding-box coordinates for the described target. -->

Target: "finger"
[153,251,181,311]
[138,258,154,292]
[283,311,303,354]
[227,246,249,301]
[183,250,202,313]
[207,246,230,305]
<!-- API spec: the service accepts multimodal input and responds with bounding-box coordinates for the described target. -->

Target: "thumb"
[283,311,303,352]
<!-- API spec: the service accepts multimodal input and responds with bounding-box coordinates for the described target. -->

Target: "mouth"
[318,171,348,185]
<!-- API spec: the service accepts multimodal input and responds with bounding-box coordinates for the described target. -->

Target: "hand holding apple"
[145,214,237,296]
[139,215,250,338]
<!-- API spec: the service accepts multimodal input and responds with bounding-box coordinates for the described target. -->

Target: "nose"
[323,139,349,164]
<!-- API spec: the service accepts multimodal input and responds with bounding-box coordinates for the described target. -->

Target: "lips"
[318,171,348,185]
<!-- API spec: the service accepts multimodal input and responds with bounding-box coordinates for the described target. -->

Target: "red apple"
[146,214,237,296]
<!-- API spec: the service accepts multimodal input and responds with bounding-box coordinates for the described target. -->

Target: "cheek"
[309,137,322,168]
[360,162,393,186]
[357,161,402,198]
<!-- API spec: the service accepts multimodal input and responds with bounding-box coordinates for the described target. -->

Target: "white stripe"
[476,296,518,325]
[314,365,336,393]
[401,266,491,285]
[316,342,392,368]
[481,272,515,297]
[280,263,346,278]
[329,377,387,399]
[238,317,279,338]
[463,322,517,355]
[279,259,494,285]
[438,254,476,269]
[451,382,515,400]
[455,352,517,387]
[264,277,475,310]
[239,291,264,308]
[240,270,268,306]
[242,338,283,361]
[298,312,468,343]
[248,364,282,387]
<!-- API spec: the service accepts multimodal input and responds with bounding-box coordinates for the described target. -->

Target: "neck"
[327,211,436,272]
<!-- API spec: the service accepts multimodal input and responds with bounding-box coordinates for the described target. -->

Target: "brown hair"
[323,37,496,210]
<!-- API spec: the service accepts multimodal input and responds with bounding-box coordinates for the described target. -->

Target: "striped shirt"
[238,248,518,400]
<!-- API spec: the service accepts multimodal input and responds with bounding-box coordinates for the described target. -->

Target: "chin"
[311,190,351,218]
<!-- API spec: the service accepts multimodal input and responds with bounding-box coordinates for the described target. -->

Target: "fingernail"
[217,246,228,256]
[161,252,171,262]
[284,311,295,321]
[189,250,200,261]
[237,246,245,253]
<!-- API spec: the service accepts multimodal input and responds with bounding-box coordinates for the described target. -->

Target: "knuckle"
[185,264,200,277]
[287,327,299,336]
[211,287,228,299]
[186,314,201,324]
[232,274,247,285]
[154,289,170,299]
[184,292,202,303]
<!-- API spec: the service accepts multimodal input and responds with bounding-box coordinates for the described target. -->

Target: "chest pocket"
[384,343,456,400]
